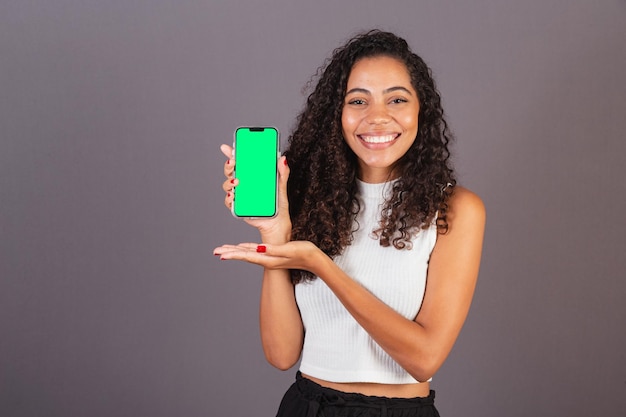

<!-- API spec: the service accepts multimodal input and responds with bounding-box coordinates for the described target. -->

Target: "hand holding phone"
[232,127,279,218]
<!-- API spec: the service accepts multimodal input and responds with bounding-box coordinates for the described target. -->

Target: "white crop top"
[295,179,437,384]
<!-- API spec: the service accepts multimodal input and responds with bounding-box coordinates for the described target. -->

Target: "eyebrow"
[345,86,414,95]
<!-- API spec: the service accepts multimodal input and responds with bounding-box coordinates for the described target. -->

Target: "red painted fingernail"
[227,192,231,197]
[226,159,230,165]
[283,158,288,166]
[230,179,235,184]
[256,245,267,253]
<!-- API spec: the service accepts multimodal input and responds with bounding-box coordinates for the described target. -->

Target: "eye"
[390,97,408,104]
[347,98,366,105]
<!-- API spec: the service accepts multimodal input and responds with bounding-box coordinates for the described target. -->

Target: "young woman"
[214,30,485,417]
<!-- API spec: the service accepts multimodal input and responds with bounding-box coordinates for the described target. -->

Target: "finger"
[223,159,234,178]
[214,245,250,259]
[220,251,267,264]
[238,242,262,250]
[215,245,269,263]
[277,155,290,210]
[214,243,258,255]
[277,155,290,183]
[222,177,238,193]
[215,243,260,252]
[213,244,238,254]
[224,159,234,177]
[222,178,237,209]
[224,191,233,209]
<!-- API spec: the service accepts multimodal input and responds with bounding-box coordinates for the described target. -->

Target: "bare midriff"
[301,373,431,398]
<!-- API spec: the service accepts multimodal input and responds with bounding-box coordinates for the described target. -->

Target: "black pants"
[276,372,441,417]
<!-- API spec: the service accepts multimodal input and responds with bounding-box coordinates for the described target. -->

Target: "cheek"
[399,113,418,130]
[341,110,360,132]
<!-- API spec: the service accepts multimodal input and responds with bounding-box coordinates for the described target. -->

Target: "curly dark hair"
[284,30,456,283]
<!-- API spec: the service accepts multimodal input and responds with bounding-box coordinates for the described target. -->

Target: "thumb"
[220,143,233,159]
[256,242,296,258]
[255,243,284,256]
[277,155,290,209]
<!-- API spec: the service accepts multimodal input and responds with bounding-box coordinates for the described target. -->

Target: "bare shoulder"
[439,186,485,242]
[446,186,485,225]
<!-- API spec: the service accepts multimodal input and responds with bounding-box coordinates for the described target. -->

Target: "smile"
[358,134,399,144]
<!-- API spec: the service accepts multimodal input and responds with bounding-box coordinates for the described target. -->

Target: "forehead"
[347,56,412,88]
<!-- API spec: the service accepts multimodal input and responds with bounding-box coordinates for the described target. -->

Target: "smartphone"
[232,127,279,218]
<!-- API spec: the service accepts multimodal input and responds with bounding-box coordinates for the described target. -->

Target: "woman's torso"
[295,180,436,398]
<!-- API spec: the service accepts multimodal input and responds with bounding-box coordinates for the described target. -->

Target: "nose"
[366,102,391,125]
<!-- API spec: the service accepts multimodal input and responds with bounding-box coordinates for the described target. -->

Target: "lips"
[358,134,399,144]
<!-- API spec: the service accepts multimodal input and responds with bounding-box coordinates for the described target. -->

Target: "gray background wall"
[1,1,625,416]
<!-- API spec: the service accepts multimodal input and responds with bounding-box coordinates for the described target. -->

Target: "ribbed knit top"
[295,179,437,384]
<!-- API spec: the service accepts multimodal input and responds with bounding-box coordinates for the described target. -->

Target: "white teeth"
[360,135,396,144]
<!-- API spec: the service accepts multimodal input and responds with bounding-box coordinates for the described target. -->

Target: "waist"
[301,372,431,398]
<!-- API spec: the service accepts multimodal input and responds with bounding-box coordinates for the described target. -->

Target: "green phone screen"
[233,127,278,217]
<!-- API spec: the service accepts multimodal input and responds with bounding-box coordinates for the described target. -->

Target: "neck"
[358,165,399,184]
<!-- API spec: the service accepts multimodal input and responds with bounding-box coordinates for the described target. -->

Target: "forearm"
[256,223,303,369]
[310,254,442,382]
[259,267,303,370]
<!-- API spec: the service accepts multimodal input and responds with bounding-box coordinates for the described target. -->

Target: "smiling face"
[341,55,420,183]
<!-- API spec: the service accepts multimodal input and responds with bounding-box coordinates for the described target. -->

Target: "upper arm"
[414,187,486,367]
